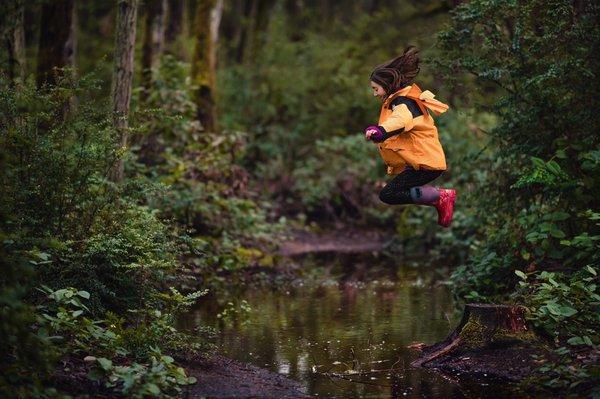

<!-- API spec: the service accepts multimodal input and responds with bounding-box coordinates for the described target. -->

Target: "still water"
[182,274,514,398]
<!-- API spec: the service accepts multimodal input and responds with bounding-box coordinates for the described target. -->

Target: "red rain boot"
[432,188,456,228]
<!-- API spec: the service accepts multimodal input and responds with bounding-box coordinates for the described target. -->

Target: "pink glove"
[364,125,385,142]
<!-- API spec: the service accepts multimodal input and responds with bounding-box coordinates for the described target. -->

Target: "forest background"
[1,0,598,397]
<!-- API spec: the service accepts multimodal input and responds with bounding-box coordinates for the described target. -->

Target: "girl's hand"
[364,125,384,141]
[365,128,378,140]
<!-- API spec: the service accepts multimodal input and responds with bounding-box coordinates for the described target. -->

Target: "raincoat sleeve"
[379,103,415,133]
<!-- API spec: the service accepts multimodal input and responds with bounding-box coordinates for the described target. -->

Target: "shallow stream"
[181,264,519,398]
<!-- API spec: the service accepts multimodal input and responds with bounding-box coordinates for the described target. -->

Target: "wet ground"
[182,353,311,399]
[180,272,530,398]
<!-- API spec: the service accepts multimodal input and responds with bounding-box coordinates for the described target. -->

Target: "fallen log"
[412,303,536,367]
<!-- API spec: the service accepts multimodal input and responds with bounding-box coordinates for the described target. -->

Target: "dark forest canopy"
[0,0,598,397]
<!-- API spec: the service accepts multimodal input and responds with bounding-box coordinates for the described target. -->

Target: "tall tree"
[209,0,223,89]
[2,0,26,86]
[36,0,76,87]
[165,0,184,44]
[244,0,275,63]
[233,0,253,63]
[141,0,167,100]
[110,0,139,182]
[191,0,222,132]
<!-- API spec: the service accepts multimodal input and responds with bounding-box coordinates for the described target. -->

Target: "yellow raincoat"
[376,83,449,174]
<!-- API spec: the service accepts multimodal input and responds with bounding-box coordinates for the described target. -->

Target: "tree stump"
[412,303,536,367]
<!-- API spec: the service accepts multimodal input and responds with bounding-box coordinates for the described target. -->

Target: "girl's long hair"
[370,46,420,97]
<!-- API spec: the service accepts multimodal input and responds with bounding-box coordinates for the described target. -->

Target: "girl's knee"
[378,188,393,204]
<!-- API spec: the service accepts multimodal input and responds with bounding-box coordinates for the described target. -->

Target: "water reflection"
[182,277,493,398]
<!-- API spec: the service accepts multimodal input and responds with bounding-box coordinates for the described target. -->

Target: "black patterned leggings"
[379,167,443,205]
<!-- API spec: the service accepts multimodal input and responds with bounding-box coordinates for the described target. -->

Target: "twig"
[411,337,462,367]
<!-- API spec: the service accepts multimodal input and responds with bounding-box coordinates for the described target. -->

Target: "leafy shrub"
[38,286,204,398]
[0,71,210,397]
[0,74,181,315]
[437,0,599,391]
[514,267,599,345]
[0,242,55,399]
[290,135,382,220]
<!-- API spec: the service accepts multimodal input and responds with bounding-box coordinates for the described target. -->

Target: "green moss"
[458,319,539,347]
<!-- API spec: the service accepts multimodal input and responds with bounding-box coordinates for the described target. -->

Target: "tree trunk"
[244,0,275,63]
[141,0,167,101]
[110,0,139,183]
[412,303,534,367]
[36,0,76,87]
[284,0,305,42]
[186,0,198,37]
[233,0,252,63]
[191,0,217,132]
[166,0,184,43]
[209,0,223,90]
[3,1,26,86]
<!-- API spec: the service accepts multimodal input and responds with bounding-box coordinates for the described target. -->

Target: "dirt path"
[182,353,311,399]
[278,228,390,256]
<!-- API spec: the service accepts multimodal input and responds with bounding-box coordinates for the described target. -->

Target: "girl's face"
[370,81,386,101]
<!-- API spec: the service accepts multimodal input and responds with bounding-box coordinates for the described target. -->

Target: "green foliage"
[0,243,56,399]
[0,72,212,396]
[439,0,600,295]
[531,349,598,392]
[216,299,252,327]
[1,75,116,239]
[290,135,382,220]
[437,0,600,392]
[514,268,599,345]
[37,286,201,398]
[90,351,194,399]
[0,74,180,315]
[129,56,284,292]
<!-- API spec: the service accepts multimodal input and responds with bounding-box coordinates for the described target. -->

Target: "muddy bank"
[419,342,552,382]
[181,353,311,399]
[410,303,559,396]
[278,228,391,256]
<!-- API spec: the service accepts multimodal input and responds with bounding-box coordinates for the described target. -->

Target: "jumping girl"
[364,46,456,227]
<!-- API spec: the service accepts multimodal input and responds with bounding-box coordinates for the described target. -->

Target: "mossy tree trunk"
[110,0,139,183]
[36,0,76,87]
[166,0,184,44]
[191,0,221,132]
[209,0,223,88]
[141,0,167,102]
[231,0,275,64]
[2,0,26,87]
[246,0,275,63]
[412,304,533,367]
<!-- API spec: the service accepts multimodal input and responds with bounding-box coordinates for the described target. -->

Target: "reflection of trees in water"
[188,280,464,397]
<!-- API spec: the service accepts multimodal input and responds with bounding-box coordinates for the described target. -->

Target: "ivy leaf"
[146,383,160,395]
[545,302,562,315]
[78,290,90,299]
[567,336,585,346]
[555,149,567,159]
[97,357,113,371]
[515,270,527,280]
[550,228,566,239]
[559,306,577,317]
[545,302,576,316]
